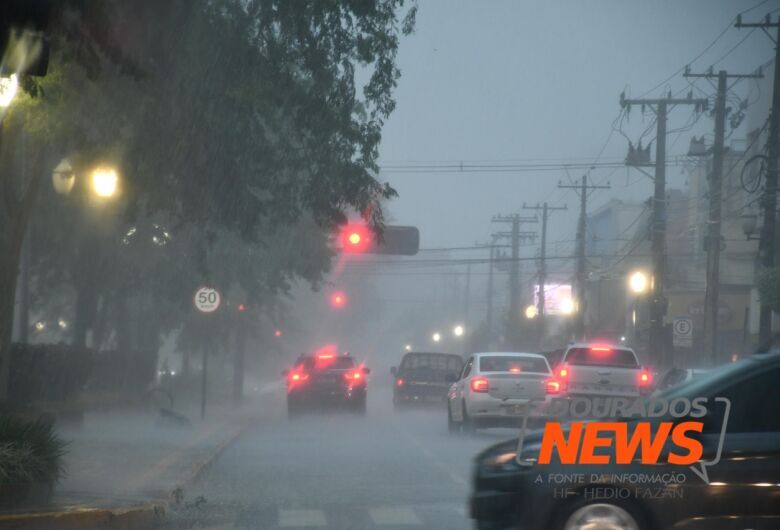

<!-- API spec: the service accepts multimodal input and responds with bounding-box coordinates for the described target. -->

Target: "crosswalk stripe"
[368,507,422,526]
[278,509,328,527]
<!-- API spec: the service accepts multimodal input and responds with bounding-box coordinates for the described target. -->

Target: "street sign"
[673,317,693,348]
[194,287,221,313]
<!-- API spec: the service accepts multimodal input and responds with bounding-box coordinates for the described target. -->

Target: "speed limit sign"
[194,287,221,313]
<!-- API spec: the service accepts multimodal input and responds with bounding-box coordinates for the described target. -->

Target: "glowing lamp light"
[90,166,119,198]
[0,74,18,108]
[330,291,347,309]
[404,344,412,352]
[453,325,464,337]
[629,271,649,294]
[525,305,538,319]
[340,223,371,253]
[560,298,575,315]
[432,332,441,343]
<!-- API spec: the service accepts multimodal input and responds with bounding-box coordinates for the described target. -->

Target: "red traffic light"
[340,224,371,253]
[330,291,347,309]
[274,329,283,338]
[237,303,246,312]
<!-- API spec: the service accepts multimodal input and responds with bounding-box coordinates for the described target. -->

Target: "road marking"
[401,431,469,487]
[368,507,422,526]
[278,509,327,527]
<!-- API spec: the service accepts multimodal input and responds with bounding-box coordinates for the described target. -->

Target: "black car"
[471,352,780,530]
[391,351,463,408]
[283,352,370,417]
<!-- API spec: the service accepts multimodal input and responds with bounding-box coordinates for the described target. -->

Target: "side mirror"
[445,373,458,383]
[362,367,371,375]
[390,366,397,376]
[281,369,289,377]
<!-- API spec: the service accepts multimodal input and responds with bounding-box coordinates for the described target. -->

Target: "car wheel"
[462,401,476,434]
[447,403,460,434]
[555,500,646,530]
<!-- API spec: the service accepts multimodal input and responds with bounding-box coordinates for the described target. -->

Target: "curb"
[169,415,259,502]
[0,504,165,530]
[1,411,261,530]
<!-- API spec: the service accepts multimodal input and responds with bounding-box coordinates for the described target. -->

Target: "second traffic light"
[339,224,419,255]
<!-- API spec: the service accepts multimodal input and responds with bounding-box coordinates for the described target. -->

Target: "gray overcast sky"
[378,0,774,249]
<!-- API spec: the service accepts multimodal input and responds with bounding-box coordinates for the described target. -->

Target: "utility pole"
[464,262,472,324]
[736,14,780,345]
[523,202,567,343]
[558,175,611,339]
[492,215,537,323]
[620,92,707,368]
[684,66,764,364]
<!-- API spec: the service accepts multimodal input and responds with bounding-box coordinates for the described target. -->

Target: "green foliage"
[758,267,780,312]
[0,417,67,485]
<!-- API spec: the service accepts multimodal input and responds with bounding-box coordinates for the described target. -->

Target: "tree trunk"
[233,324,247,405]
[0,236,23,402]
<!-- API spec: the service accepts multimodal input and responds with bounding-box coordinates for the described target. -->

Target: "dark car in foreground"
[391,351,463,408]
[470,352,780,530]
[283,352,370,417]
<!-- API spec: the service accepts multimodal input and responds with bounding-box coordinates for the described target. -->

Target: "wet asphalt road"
[175,384,519,530]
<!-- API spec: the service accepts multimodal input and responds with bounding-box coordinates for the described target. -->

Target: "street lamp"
[525,304,538,319]
[432,332,441,343]
[560,298,575,315]
[0,74,18,108]
[453,324,464,337]
[90,166,119,198]
[628,271,649,294]
[404,344,412,352]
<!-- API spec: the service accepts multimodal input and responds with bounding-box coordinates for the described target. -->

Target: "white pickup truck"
[552,342,652,398]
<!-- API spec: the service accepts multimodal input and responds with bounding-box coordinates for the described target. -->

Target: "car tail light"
[345,370,363,381]
[289,371,309,384]
[396,378,404,387]
[555,365,569,392]
[639,369,652,386]
[545,379,561,394]
[470,377,489,393]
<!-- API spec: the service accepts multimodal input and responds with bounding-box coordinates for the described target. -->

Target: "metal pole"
[538,203,548,342]
[651,101,668,368]
[200,344,208,419]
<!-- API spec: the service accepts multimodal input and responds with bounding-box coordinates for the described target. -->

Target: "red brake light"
[345,370,363,381]
[508,366,522,373]
[639,369,651,386]
[545,379,561,394]
[318,354,335,360]
[558,367,568,379]
[289,371,309,384]
[470,378,489,393]
[591,346,611,352]
[396,378,404,387]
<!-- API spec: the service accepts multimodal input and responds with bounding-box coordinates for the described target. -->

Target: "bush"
[0,416,67,486]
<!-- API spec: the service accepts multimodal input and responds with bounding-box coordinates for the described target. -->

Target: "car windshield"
[2,2,776,529]
[564,347,639,367]
[479,356,550,374]
[401,354,462,372]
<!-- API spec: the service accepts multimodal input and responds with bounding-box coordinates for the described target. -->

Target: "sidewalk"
[0,382,280,529]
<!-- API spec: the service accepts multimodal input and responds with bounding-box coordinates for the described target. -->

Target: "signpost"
[673,317,693,348]
[194,287,221,419]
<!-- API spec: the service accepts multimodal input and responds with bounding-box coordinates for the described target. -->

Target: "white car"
[446,352,552,433]
[552,342,652,398]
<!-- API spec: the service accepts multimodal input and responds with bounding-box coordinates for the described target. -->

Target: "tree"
[0,0,417,401]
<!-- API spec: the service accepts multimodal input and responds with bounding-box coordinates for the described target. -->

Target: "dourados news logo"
[517,396,731,484]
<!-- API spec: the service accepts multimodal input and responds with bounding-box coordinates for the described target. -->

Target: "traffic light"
[330,291,347,309]
[274,329,283,338]
[338,224,419,255]
[237,303,246,312]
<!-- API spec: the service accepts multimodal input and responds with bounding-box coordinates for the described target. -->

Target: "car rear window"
[563,347,638,367]
[478,356,550,374]
[401,353,462,372]
[301,356,355,370]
